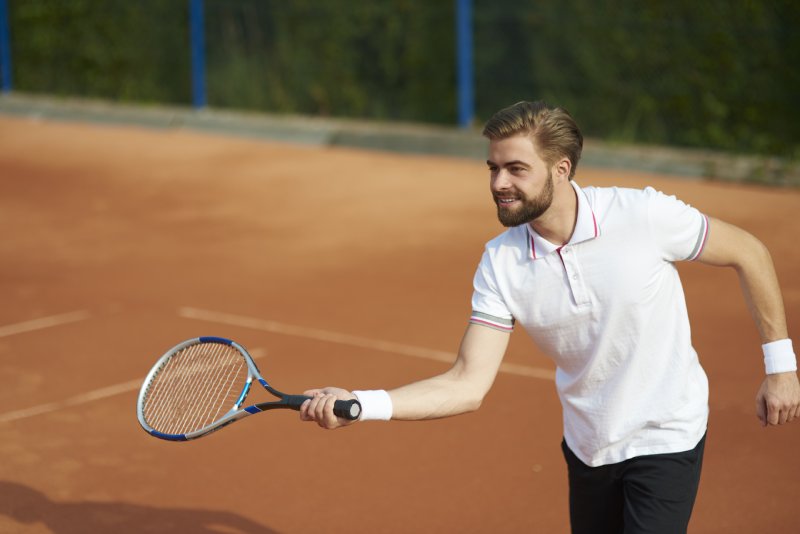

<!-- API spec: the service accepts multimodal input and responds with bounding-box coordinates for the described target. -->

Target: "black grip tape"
[286,395,361,420]
[333,399,362,420]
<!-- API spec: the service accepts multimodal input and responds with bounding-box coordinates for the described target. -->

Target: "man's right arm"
[300,323,511,429]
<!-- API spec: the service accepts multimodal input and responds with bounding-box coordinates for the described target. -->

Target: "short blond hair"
[482,101,583,179]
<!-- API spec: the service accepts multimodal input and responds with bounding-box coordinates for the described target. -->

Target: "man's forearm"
[387,370,487,420]
[698,218,789,343]
[733,233,789,343]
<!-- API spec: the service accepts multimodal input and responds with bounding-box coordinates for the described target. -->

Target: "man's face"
[487,134,555,227]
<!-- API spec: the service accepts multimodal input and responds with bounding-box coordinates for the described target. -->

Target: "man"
[299,101,800,533]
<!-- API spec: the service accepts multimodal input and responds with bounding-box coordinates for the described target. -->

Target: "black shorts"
[561,433,706,534]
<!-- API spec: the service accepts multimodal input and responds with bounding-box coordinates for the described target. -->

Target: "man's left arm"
[695,217,800,427]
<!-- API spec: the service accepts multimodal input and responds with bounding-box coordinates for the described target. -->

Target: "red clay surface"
[1,115,799,533]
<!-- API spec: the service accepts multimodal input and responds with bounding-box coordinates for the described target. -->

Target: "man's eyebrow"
[486,159,531,168]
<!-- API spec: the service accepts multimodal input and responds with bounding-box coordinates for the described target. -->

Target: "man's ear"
[554,157,572,182]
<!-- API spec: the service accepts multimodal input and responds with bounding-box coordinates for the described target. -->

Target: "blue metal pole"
[0,0,12,93]
[189,0,207,108]
[455,0,474,128]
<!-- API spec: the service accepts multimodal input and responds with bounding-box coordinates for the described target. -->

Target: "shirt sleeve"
[469,250,515,332]
[645,187,709,262]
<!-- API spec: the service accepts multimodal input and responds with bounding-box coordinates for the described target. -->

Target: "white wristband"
[353,390,393,421]
[762,339,797,374]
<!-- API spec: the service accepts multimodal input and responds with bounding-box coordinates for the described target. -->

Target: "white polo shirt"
[470,182,710,467]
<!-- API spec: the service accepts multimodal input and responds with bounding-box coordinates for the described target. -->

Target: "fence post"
[189,0,207,108]
[455,0,474,128]
[0,0,11,93]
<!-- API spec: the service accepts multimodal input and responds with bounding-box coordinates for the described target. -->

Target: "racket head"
[137,336,258,441]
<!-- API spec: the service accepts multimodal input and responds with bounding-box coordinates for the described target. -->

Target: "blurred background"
[1,0,798,170]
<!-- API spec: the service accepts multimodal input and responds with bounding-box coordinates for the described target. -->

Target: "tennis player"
[300,101,800,534]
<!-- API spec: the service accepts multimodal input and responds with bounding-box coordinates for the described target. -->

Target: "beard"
[494,171,554,227]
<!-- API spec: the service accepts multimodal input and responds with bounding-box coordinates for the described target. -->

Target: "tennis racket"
[136,336,361,441]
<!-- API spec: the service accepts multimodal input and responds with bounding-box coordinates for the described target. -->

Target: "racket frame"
[137,336,360,441]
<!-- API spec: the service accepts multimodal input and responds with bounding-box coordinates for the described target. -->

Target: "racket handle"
[286,395,362,420]
[333,399,362,420]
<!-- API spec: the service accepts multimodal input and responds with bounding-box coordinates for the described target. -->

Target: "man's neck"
[529,182,578,246]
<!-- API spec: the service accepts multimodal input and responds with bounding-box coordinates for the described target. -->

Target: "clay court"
[1,113,798,533]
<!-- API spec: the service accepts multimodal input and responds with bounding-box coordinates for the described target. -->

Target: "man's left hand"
[756,371,800,427]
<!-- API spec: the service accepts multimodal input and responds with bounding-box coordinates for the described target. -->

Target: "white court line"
[178,306,556,381]
[0,310,91,338]
[0,379,142,424]
[0,347,268,424]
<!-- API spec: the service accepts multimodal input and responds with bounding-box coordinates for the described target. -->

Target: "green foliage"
[9,0,189,103]
[204,0,456,123]
[5,0,799,156]
[473,0,800,156]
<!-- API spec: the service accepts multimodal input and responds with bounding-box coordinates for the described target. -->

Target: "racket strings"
[149,346,207,433]
[150,344,246,434]
[142,342,249,435]
[186,344,243,432]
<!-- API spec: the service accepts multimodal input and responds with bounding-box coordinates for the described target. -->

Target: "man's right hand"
[300,387,359,429]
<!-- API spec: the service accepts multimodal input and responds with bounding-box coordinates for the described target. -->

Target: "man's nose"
[492,169,511,190]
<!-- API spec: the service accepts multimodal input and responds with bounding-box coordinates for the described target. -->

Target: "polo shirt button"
[572,274,579,280]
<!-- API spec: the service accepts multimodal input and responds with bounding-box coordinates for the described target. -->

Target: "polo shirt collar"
[526,181,599,260]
